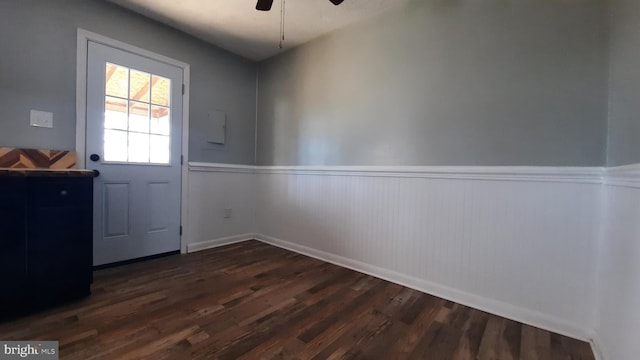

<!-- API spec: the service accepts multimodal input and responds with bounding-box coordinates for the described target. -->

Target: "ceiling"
[108,0,408,61]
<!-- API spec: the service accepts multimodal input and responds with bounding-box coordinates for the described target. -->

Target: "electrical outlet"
[30,110,53,128]
[224,208,232,219]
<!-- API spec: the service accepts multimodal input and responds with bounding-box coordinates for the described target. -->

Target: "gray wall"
[0,0,257,164]
[256,0,608,166]
[606,0,640,166]
[595,2,640,359]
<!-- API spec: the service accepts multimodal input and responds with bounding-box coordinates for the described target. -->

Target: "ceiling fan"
[256,0,344,11]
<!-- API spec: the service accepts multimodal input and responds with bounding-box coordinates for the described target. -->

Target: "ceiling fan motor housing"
[256,0,274,11]
[256,0,344,11]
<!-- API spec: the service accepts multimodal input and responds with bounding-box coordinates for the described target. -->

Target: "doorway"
[77,31,190,265]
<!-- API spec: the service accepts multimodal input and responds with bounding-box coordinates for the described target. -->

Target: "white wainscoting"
[184,162,607,344]
[595,164,640,360]
[185,163,256,252]
[253,166,604,341]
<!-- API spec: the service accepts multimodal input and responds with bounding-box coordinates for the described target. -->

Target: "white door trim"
[76,28,191,254]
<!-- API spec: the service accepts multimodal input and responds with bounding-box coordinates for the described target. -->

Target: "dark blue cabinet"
[0,175,93,320]
[0,178,28,311]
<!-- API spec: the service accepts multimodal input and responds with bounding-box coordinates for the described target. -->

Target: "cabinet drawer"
[28,178,92,207]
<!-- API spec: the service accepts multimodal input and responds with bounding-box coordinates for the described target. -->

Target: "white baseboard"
[187,233,256,253]
[254,233,591,342]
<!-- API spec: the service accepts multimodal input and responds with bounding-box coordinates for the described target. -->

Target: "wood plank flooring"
[0,241,595,360]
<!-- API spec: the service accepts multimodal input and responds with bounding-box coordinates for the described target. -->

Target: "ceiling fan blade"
[256,0,274,11]
[329,0,344,5]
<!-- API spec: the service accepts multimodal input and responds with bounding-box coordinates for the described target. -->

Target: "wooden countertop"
[0,168,97,177]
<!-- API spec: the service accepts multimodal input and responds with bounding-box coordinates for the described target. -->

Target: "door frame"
[76,29,190,254]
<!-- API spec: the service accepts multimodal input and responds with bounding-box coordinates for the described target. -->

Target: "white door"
[86,41,183,266]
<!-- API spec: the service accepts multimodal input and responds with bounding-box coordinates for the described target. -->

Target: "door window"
[104,63,171,164]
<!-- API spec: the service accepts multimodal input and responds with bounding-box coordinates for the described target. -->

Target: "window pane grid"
[104,63,171,165]
[104,94,130,102]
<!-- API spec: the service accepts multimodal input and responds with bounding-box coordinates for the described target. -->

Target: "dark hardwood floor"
[0,241,594,359]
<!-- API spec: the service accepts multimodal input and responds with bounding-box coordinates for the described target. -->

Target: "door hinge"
[180,225,183,236]
[182,84,185,95]
[181,155,184,165]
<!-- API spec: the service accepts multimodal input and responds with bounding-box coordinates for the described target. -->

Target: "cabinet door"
[28,177,92,297]
[0,178,28,308]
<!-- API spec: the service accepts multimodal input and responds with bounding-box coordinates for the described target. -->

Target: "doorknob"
[90,154,100,162]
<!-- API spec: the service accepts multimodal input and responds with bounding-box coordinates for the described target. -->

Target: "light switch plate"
[30,110,53,128]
